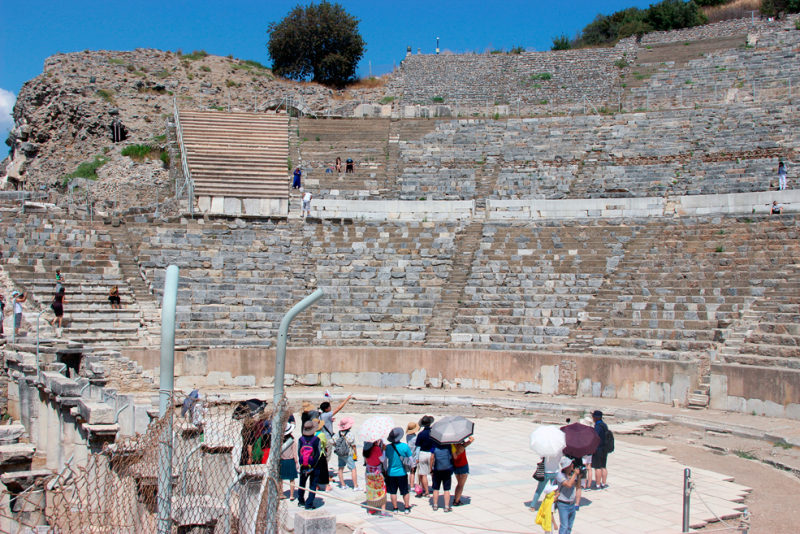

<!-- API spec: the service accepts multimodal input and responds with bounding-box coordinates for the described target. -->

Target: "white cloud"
[0,89,16,134]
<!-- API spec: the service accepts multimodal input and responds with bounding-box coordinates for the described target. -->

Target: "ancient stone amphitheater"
[1,14,800,532]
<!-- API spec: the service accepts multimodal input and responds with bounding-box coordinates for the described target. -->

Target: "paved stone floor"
[282,412,751,534]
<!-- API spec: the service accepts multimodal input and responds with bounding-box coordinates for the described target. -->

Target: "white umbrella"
[357,415,395,443]
[529,425,566,457]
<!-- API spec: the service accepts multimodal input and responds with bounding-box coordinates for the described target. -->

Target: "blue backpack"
[433,445,453,471]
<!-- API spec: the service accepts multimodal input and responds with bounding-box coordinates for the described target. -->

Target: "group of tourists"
[531,410,613,534]
[276,402,474,516]
[3,269,125,338]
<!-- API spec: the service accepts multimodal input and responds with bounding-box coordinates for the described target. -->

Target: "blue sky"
[0,0,657,130]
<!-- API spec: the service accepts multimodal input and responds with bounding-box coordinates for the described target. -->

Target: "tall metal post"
[264,289,324,534]
[682,468,692,532]
[157,265,179,534]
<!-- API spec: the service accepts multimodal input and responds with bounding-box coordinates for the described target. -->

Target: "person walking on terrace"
[778,161,788,191]
[531,453,562,510]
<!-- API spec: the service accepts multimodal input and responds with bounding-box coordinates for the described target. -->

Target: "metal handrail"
[173,97,195,218]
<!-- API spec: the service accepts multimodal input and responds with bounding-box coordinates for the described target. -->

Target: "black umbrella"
[560,423,601,458]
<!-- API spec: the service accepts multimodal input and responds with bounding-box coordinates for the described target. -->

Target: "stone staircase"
[178,110,289,199]
[425,221,481,345]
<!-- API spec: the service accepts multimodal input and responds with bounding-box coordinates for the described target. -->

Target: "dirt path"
[623,425,800,534]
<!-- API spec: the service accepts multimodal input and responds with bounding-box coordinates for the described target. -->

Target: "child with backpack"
[431,441,454,512]
[297,421,322,510]
[335,417,362,491]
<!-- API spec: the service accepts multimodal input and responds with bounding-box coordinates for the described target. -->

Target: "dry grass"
[347,73,392,89]
[702,0,762,24]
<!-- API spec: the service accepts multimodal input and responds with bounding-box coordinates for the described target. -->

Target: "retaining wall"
[709,363,800,419]
[123,347,698,406]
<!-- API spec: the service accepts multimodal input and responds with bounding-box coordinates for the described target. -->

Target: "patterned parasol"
[357,415,396,443]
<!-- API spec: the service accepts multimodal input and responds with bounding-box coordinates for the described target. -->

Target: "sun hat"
[313,419,325,432]
[559,457,573,471]
[338,417,354,431]
[406,421,420,435]
[301,401,313,412]
[419,415,434,427]
[11,291,19,297]
[285,422,296,435]
[592,410,603,418]
[302,421,316,436]
[388,427,404,444]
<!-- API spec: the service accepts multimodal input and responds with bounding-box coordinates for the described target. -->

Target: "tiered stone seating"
[1,215,145,347]
[306,220,459,346]
[179,110,289,199]
[448,222,627,351]
[573,217,800,359]
[134,220,308,349]
[297,118,390,199]
[397,104,799,200]
[630,25,800,109]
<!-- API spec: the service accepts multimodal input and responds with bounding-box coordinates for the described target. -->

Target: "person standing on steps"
[292,166,302,189]
[345,158,354,173]
[108,286,121,309]
[302,190,312,219]
[54,269,63,293]
[12,291,26,337]
[592,410,609,490]
[0,293,5,338]
[50,287,66,331]
[778,161,788,191]
[335,157,342,174]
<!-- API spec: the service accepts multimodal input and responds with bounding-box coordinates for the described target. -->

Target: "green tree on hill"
[267,1,366,88]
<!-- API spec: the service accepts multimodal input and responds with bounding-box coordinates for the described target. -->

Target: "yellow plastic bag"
[535,490,557,532]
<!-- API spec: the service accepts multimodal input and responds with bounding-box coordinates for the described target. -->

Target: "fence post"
[157,265,179,534]
[682,468,692,533]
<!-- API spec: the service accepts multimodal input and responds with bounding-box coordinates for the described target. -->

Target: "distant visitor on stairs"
[346,158,354,173]
[293,166,303,189]
[302,190,313,218]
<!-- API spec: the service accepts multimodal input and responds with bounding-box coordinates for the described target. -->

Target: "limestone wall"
[638,15,796,46]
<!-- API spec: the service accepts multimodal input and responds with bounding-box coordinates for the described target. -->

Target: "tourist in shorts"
[384,427,413,514]
[334,416,361,491]
[415,416,435,498]
[452,435,474,506]
[302,190,312,218]
[592,410,609,490]
[108,286,121,309]
[430,440,454,512]
[405,421,420,489]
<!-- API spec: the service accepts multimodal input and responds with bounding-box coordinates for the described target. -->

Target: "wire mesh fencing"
[0,393,295,534]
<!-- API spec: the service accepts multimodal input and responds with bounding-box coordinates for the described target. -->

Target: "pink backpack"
[298,436,317,469]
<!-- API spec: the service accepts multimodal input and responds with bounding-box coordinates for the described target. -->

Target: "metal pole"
[682,468,692,532]
[264,289,324,534]
[157,264,179,534]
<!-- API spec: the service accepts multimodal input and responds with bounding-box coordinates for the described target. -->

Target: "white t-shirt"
[302,192,312,202]
[544,454,563,474]
[14,301,22,314]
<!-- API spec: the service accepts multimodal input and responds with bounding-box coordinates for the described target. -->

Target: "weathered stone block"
[294,510,336,534]
[233,375,256,387]
[223,197,242,215]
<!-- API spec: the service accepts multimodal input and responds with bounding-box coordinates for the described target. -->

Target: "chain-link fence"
[0,393,294,534]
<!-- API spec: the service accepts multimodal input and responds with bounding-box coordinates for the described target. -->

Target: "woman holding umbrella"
[451,435,474,506]
[529,426,566,511]
[358,415,395,517]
